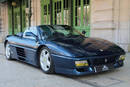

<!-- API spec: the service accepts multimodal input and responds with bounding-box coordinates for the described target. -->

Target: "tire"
[39,47,54,74]
[5,42,12,60]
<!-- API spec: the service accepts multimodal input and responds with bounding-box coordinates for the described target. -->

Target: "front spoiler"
[56,62,123,75]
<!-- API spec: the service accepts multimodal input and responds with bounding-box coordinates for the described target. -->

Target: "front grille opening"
[76,68,85,72]
[92,57,117,66]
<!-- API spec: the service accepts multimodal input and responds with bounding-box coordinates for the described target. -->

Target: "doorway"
[8,0,27,35]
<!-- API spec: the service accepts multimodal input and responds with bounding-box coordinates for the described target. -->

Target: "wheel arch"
[36,45,48,55]
[36,45,50,67]
[4,40,8,48]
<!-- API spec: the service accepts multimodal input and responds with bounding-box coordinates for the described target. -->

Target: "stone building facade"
[91,0,130,52]
[0,0,130,52]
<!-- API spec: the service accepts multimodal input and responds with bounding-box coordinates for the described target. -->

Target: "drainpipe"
[70,0,73,26]
[11,6,14,35]
[29,0,32,27]
[11,1,16,35]
[20,0,22,32]
[50,0,53,25]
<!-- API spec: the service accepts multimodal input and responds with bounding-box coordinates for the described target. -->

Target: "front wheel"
[5,43,12,60]
[39,47,54,74]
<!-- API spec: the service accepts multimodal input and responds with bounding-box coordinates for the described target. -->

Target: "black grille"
[16,47,26,57]
[91,57,116,66]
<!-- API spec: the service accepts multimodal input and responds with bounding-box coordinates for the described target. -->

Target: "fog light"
[119,55,125,60]
[75,60,89,67]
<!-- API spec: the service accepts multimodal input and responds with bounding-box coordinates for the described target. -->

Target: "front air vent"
[16,47,26,57]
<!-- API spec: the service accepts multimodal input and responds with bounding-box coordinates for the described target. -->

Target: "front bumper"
[52,54,124,75]
[73,60,124,75]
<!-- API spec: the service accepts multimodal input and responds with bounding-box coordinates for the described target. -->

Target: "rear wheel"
[5,43,12,60]
[39,47,54,74]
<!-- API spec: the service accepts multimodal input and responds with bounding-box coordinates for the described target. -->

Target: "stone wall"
[91,0,130,52]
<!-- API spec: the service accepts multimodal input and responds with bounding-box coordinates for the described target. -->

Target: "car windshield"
[39,25,85,39]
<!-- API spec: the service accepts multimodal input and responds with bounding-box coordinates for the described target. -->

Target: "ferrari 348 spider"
[4,25,126,75]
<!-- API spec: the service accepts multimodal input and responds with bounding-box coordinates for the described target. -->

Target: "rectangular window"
[8,0,27,34]
[52,0,70,25]
[73,0,90,37]
[63,0,69,25]
[83,0,90,26]
[74,0,90,26]
[0,5,1,16]
[26,0,29,8]
[56,1,62,24]
[41,0,50,25]
[0,6,1,30]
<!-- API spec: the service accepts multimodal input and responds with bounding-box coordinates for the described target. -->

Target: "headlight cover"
[119,55,125,60]
[75,60,89,67]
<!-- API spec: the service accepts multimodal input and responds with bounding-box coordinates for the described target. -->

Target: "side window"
[39,26,53,37]
[30,27,38,36]
[23,27,38,40]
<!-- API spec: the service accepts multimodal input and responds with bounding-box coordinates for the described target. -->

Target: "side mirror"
[82,30,86,35]
[17,32,23,37]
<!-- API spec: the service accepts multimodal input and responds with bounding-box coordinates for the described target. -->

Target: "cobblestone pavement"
[0,43,130,87]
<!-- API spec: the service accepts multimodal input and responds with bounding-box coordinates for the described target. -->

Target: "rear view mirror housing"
[82,30,86,35]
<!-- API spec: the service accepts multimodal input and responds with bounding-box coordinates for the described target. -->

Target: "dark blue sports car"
[4,25,125,75]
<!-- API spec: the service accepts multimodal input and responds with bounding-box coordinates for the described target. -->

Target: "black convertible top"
[38,25,73,30]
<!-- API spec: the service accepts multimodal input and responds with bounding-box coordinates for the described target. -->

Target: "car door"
[16,27,39,64]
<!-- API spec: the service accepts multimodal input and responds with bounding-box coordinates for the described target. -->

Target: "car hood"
[51,37,125,57]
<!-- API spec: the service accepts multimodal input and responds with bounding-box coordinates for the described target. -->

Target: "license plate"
[94,65,110,73]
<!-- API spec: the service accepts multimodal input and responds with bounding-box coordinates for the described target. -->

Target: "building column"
[31,0,41,26]
[0,3,8,42]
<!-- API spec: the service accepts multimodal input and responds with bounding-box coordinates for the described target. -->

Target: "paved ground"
[0,43,130,87]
